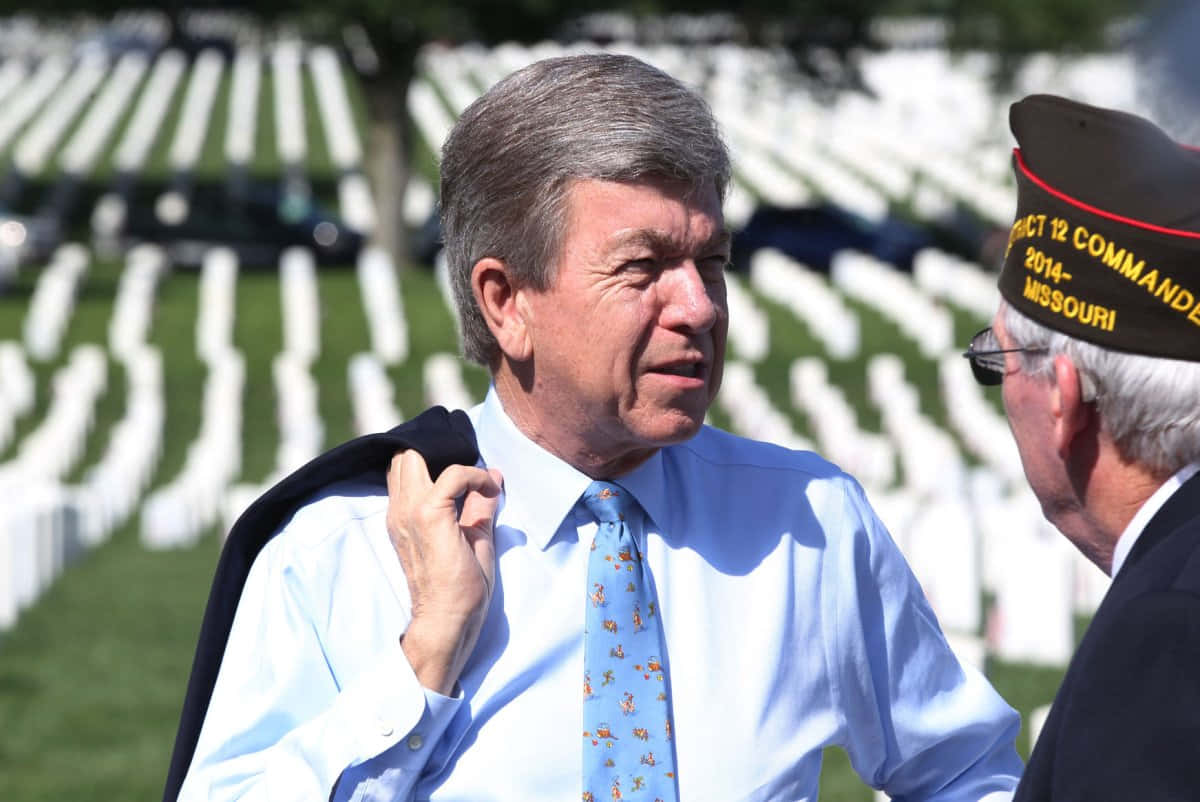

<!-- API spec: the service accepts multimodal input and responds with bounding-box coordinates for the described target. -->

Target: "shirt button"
[407,733,424,751]
[377,718,393,737]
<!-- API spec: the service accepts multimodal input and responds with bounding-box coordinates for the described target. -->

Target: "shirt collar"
[472,386,591,550]
[470,385,674,548]
[611,447,670,538]
[1110,461,1200,577]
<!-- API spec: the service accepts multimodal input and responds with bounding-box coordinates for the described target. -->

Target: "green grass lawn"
[0,256,216,800]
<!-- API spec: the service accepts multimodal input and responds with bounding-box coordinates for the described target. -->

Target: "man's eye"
[623,258,658,273]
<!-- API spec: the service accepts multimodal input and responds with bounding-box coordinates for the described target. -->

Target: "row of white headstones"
[407,40,1141,234]
[0,40,374,287]
[0,235,1102,695]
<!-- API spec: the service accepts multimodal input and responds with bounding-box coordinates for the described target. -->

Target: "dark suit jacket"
[1015,470,1200,801]
[162,406,479,802]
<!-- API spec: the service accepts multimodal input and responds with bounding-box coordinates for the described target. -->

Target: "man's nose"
[660,261,721,332]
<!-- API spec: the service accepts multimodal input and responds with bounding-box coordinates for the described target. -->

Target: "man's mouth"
[652,362,704,379]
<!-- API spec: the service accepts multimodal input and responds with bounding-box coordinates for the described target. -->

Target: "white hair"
[1001,301,1200,475]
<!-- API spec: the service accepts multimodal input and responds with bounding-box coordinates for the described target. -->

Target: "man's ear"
[472,257,532,361]
[1051,354,1093,459]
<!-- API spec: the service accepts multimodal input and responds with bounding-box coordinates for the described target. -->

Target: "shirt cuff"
[332,640,464,769]
[326,645,464,800]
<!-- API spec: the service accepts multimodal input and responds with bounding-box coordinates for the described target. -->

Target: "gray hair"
[1001,301,1200,475]
[439,52,731,366]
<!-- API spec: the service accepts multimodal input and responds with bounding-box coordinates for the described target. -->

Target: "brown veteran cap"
[998,94,1200,361]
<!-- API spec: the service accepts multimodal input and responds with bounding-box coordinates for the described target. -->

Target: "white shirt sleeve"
[179,510,463,801]
[828,478,1022,801]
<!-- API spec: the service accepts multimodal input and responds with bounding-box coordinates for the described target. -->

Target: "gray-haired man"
[965,94,1200,801]
[185,53,1021,801]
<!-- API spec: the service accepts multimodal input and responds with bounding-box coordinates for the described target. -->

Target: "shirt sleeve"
[178,519,463,802]
[824,477,1023,801]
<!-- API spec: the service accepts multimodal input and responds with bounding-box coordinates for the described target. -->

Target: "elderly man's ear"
[472,257,533,362]
[1051,354,1095,460]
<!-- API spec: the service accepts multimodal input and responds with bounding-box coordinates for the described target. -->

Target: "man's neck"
[490,369,657,479]
[1058,442,1170,574]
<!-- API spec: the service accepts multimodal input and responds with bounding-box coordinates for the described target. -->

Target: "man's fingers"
[387,451,501,544]
[388,451,500,511]
[460,468,504,534]
[388,449,434,497]
[460,468,503,595]
[432,463,503,505]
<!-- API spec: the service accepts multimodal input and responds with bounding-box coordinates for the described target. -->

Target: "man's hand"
[386,450,503,696]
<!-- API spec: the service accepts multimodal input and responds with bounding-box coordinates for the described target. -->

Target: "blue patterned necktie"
[581,480,679,802]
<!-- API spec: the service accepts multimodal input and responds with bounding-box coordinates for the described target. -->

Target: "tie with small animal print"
[581,481,678,802]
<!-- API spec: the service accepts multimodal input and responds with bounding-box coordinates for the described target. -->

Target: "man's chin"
[645,407,707,445]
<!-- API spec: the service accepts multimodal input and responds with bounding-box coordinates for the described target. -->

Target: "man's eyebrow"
[606,229,670,253]
[607,228,732,254]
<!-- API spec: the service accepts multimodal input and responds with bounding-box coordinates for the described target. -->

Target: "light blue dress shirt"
[181,387,1022,801]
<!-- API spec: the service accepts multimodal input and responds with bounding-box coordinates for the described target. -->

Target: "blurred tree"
[940,0,1140,52]
[935,0,1142,85]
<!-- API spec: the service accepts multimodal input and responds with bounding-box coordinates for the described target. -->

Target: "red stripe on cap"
[1014,148,1200,240]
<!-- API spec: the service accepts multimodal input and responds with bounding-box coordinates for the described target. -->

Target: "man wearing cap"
[964,94,1200,801]
[182,53,1023,800]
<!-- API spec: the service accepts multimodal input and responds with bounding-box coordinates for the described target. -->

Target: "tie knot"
[581,480,638,525]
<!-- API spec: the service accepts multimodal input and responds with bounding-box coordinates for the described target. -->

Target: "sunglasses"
[961,327,1048,386]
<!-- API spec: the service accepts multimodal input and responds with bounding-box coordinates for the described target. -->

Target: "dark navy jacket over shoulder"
[163,406,479,802]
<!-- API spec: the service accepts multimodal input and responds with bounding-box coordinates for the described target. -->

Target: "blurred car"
[730,202,935,274]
